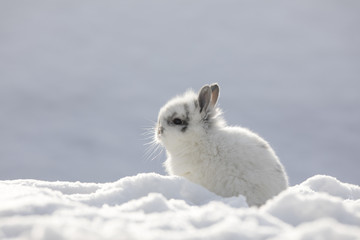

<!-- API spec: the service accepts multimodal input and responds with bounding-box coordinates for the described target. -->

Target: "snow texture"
[0,174,359,240]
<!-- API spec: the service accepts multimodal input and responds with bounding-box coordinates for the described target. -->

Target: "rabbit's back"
[168,126,288,206]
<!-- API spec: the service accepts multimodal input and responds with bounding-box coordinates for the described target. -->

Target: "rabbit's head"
[156,83,223,151]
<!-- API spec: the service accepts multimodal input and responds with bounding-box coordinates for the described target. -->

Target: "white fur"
[156,85,288,206]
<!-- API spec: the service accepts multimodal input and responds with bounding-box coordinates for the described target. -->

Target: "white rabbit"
[155,83,288,206]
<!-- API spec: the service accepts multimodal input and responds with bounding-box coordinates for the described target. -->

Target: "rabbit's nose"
[158,126,164,135]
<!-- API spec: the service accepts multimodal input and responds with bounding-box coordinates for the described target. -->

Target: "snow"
[1,0,360,238]
[0,174,359,239]
[0,0,360,185]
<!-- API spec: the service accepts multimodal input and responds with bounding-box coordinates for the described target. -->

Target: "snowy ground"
[1,1,360,238]
[1,174,360,239]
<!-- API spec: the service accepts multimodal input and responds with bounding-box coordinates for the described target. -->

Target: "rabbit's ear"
[210,83,219,107]
[198,85,212,113]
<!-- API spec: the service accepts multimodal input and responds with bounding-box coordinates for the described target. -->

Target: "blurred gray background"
[1,0,359,185]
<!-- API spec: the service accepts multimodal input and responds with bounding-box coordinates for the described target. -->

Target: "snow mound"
[0,174,359,240]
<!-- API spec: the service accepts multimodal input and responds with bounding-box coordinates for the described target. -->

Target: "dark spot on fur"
[184,104,189,116]
[166,112,177,125]
[202,111,214,129]
[182,104,190,132]
[184,104,190,122]
[180,117,189,132]
[194,100,199,109]
[181,126,188,132]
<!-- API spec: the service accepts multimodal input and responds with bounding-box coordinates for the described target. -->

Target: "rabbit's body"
[156,84,288,206]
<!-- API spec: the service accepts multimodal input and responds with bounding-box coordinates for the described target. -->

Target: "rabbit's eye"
[172,118,183,125]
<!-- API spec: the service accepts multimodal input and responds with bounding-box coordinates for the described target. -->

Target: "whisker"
[142,134,156,140]
[142,127,156,131]
[149,147,164,161]
[142,132,155,137]
[143,136,164,162]
[144,139,157,146]
[143,117,157,124]
[141,119,164,162]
